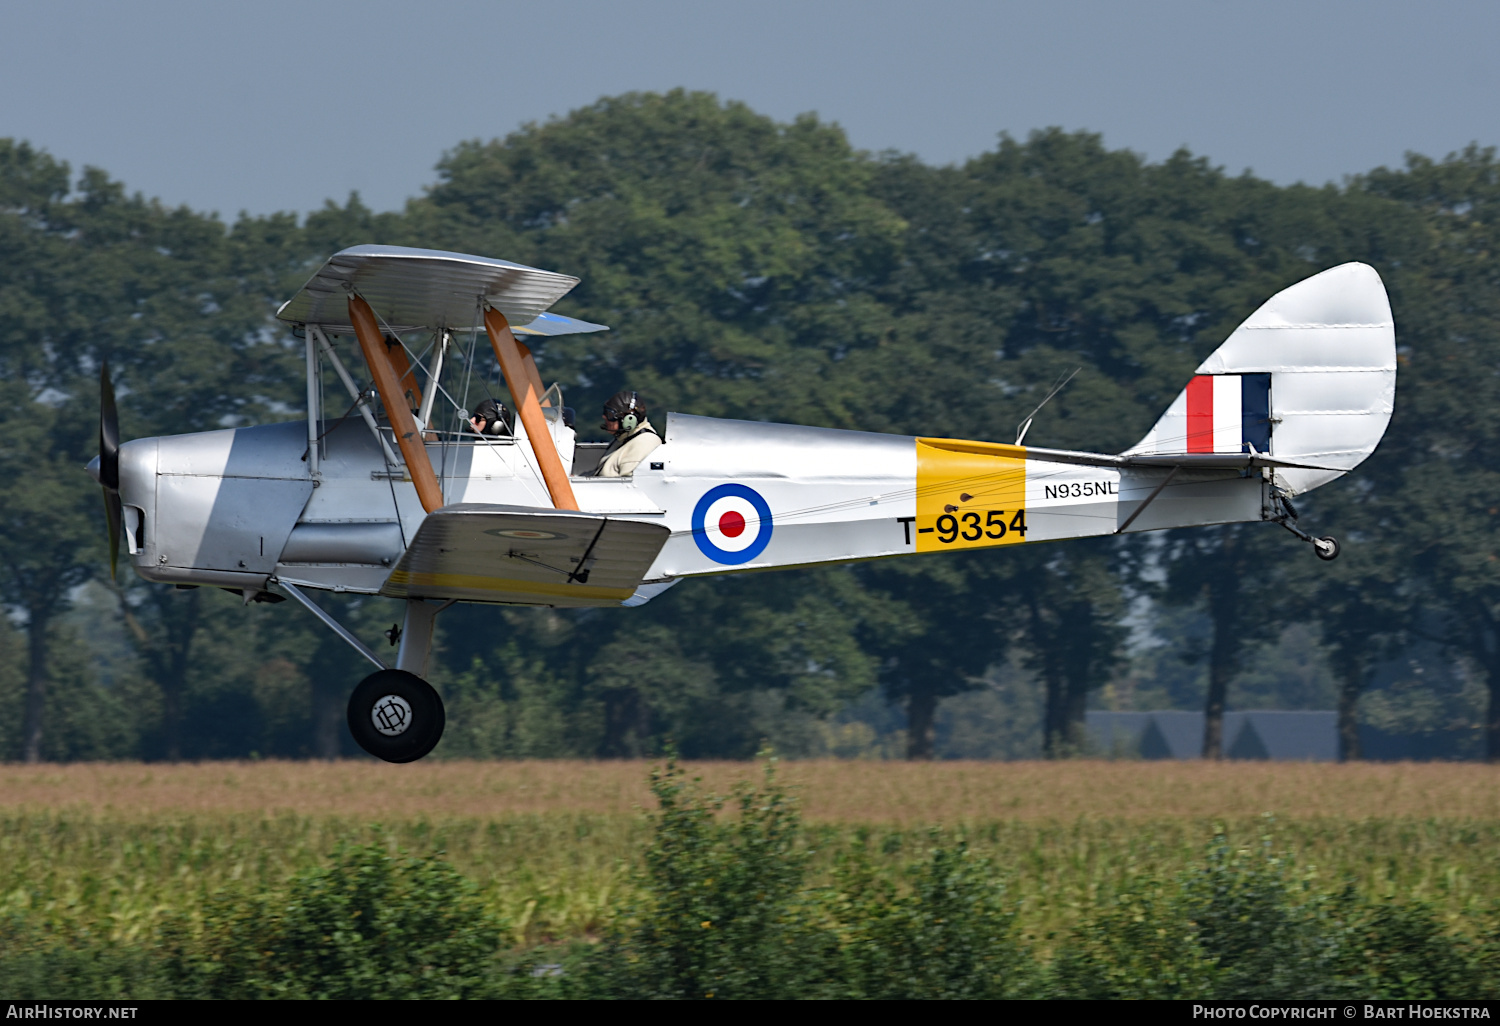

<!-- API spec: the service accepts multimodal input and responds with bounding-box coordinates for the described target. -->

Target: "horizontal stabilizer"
[945,440,1340,473]
[381,504,669,607]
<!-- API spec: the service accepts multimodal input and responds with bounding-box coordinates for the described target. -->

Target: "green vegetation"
[4,90,1498,1001]
[1,92,1499,761]
[2,759,1496,998]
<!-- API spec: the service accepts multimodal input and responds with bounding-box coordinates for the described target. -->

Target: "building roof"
[1086,710,1336,761]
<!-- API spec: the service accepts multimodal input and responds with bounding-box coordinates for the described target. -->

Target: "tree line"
[0,90,1496,762]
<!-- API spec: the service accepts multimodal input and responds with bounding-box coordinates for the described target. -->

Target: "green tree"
[0,391,100,761]
[0,139,315,761]
[1355,146,1500,760]
[1162,524,1297,758]
[386,94,909,756]
[857,554,1011,759]
[1287,520,1411,760]
[404,90,906,427]
[13,102,1496,764]
[1011,541,1128,755]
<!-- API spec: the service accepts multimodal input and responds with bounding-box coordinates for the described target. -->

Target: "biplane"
[90,247,1396,762]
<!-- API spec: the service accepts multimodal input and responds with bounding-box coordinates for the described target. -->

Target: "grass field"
[3,759,1498,950]
[5,758,1499,820]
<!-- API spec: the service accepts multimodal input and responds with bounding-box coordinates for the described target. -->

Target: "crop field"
[3,759,1499,952]
[7,758,1500,820]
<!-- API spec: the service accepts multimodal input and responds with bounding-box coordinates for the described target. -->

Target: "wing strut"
[1115,466,1179,535]
[349,294,446,513]
[484,307,579,511]
[382,334,424,413]
[309,326,402,467]
[277,580,388,670]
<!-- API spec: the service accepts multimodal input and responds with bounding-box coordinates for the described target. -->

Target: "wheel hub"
[371,694,413,736]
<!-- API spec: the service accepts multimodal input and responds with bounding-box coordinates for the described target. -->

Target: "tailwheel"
[347,669,445,763]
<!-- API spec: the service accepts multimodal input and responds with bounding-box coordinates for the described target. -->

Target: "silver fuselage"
[116,412,1265,604]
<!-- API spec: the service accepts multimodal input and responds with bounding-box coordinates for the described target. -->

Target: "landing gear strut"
[1269,493,1339,561]
[276,583,452,762]
[346,597,451,762]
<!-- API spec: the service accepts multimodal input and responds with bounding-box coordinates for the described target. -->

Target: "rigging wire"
[333,296,1259,546]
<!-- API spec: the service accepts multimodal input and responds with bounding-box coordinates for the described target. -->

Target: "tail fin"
[1125,262,1395,495]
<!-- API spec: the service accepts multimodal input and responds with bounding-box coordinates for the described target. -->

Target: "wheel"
[1314,535,1340,561]
[347,669,445,763]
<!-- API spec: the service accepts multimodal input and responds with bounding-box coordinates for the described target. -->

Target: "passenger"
[594,390,661,477]
[468,398,512,437]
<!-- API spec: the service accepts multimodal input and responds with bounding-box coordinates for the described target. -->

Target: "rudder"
[1125,262,1395,495]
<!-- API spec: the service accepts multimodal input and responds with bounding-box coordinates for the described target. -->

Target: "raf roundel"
[691,483,773,565]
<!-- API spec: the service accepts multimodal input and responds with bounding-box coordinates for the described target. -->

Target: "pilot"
[469,397,512,437]
[594,390,661,477]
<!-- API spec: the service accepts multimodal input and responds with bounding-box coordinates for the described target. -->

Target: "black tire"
[1314,535,1341,561]
[347,669,445,763]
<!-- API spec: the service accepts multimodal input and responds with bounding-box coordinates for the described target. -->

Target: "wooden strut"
[514,337,548,406]
[383,336,424,413]
[483,307,579,511]
[348,294,446,514]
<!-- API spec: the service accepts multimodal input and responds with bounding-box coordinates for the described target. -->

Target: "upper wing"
[380,504,669,607]
[276,245,585,333]
[510,311,609,337]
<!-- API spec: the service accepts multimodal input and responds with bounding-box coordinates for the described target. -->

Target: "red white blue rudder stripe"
[1184,374,1272,454]
[1129,373,1272,457]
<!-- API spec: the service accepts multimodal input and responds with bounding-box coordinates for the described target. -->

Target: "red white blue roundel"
[692,483,773,565]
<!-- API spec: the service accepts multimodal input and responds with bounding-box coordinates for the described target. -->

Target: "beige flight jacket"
[594,420,663,477]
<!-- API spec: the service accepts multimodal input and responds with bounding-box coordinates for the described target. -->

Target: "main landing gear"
[347,668,446,763]
[277,584,452,762]
[1270,493,1339,561]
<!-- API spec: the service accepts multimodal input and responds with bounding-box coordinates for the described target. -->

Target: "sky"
[3,0,1498,220]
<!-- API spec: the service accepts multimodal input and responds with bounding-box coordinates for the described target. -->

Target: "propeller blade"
[99,362,119,491]
[103,489,122,582]
[99,363,122,580]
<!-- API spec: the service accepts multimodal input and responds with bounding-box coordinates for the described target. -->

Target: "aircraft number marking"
[897,516,916,544]
[1043,480,1118,500]
[934,509,1027,545]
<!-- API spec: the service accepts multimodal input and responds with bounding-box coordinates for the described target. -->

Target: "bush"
[572,752,838,998]
[1184,830,1357,999]
[834,839,1033,998]
[568,752,1038,999]
[1339,899,1482,999]
[1050,826,1488,1000]
[168,840,503,999]
[0,915,170,999]
[6,768,1497,1000]
[1048,865,1217,999]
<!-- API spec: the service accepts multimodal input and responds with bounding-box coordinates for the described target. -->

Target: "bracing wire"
[1015,367,1080,446]
[348,293,1260,543]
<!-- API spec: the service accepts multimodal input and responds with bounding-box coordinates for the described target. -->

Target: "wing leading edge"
[276,245,596,334]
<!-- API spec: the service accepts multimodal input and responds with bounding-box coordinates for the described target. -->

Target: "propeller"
[98,362,122,581]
